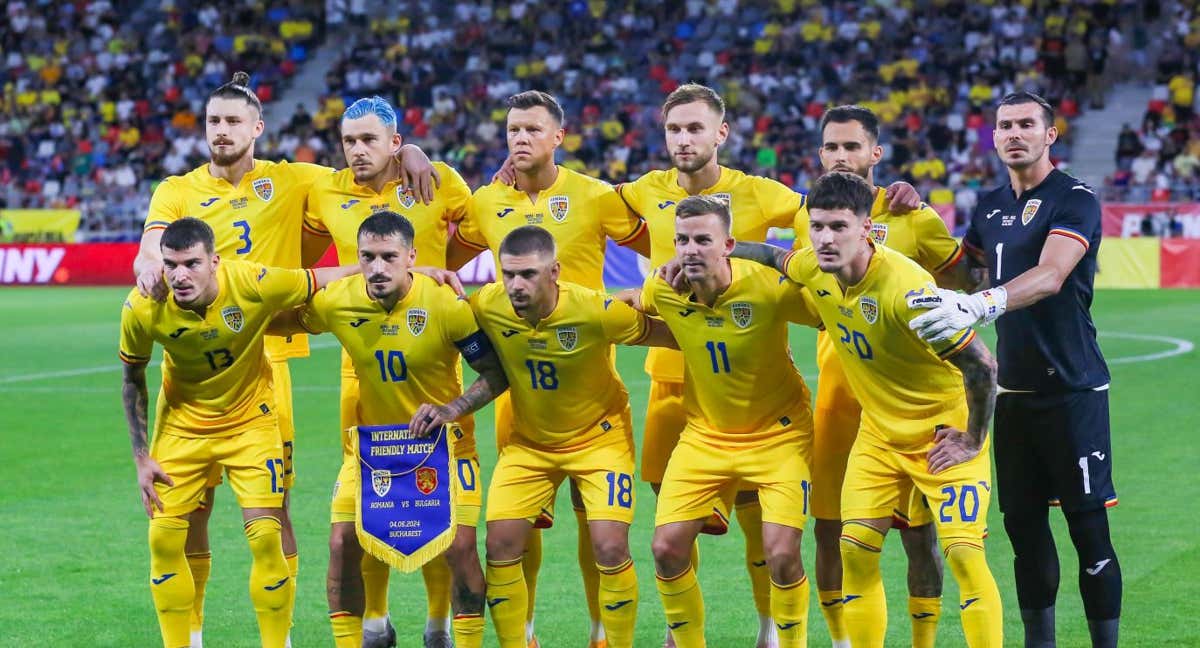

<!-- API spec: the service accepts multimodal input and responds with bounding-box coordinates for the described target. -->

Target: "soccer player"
[270,211,508,648]
[120,218,355,648]
[797,105,975,648]
[909,92,1121,648]
[302,96,475,648]
[131,73,437,648]
[720,172,1003,647]
[615,86,924,648]
[470,225,675,648]
[638,194,821,648]
[453,90,651,647]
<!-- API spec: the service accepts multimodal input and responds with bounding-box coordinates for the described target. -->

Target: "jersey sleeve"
[454,193,490,251]
[599,292,651,345]
[963,207,984,261]
[791,200,811,249]
[778,280,822,327]
[615,180,645,217]
[1047,185,1101,250]
[439,164,472,225]
[911,208,964,272]
[144,178,185,232]
[895,282,977,359]
[302,182,331,236]
[755,177,805,229]
[118,294,153,365]
[780,247,814,286]
[598,185,648,246]
[289,161,335,189]
[638,273,660,316]
[254,263,319,310]
[296,290,330,334]
[442,295,492,363]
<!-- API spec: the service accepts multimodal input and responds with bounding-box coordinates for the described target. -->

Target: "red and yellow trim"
[301,221,330,236]
[452,228,489,251]
[937,328,977,359]
[118,350,150,365]
[933,244,965,272]
[614,218,649,246]
[1049,227,1090,250]
[143,220,171,232]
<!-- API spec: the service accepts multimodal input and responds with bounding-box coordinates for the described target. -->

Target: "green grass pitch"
[0,287,1196,647]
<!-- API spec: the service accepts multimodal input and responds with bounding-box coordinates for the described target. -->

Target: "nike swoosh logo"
[168,327,188,339]
[667,621,688,630]
[912,612,935,619]
[960,597,979,610]
[841,594,861,604]
[604,599,634,611]
[151,573,176,585]
[776,622,800,630]
[1085,559,1111,576]
[264,577,289,591]
[487,597,509,608]
[751,560,766,567]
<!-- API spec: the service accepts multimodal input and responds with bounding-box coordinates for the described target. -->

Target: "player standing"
[470,226,676,648]
[640,195,821,648]
[302,96,475,648]
[720,172,1004,647]
[120,218,354,648]
[910,92,1121,648]
[453,90,651,648]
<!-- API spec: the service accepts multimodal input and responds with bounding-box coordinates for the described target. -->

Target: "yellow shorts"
[641,379,687,484]
[203,360,295,490]
[331,432,482,527]
[486,416,636,525]
[841,424,991,543]
[151,422,285,518]
[656,426,812,530]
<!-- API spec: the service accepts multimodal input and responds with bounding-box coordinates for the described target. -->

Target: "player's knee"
[328,524,360,566]
[839,521,886,575]
[941,540,992,589]
[900,524,944,595]
[148,516,189,558]
[484,528,523,562]
[1064,508,1117,563]
[445,529,480,565]
[591,534,631,567]
[651,530,691,574]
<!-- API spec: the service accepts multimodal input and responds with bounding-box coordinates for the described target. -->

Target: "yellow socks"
[452,613,485,648]
[360,552,391,629]
[185,551,211,636]
[149,516,193,648]
[285,552,298,636]
[244,516,292,648]
[486,558,529,648]
[771,575,810,648]
[840,521,888,648]
[576,508,603,626]
[329,611,362,648]
[656,566,705,648]
[523,530,543,625]
[818,589,850,647]
[597,559,638,648]
[736,501,771,618]
[422,557,453,627]
[944,542,1003,647]
[909,595,942,648]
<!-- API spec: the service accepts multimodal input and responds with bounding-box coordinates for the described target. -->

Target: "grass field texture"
[0,287,1196,647]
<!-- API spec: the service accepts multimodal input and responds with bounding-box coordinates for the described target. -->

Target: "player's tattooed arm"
[409,346,509,437]
[729,241,789,274]
[929,337,998,473]
[123,362,174,515]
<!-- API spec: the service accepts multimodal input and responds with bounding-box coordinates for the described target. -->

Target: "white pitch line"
[1099,332,1195,365]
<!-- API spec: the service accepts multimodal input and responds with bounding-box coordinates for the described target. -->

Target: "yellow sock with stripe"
[597,559,638,648]
[360,552,391,628]
[840,522,888,648]
[576,508,603,626]
[452,613,485,648]
[186,551,211,636]
[656,566,705,648]
[770,575,810,648]
[486,558,529,648]
[818,589,849,646]
[943,542,1003,647]
[523,530,543,625]
[285,552,298,635]
[422,557,453,628]
[329,611,362,648]
[736,501,771,617]
[244,516,292,647]
[909,596,942,648]
[149,517,194,648]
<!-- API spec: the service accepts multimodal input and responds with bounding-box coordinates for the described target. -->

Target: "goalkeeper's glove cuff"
[974,286,1007,325]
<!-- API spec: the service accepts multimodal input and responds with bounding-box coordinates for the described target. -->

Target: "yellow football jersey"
[454,166,647,290]
[782,244,976,450]
[298,273,483,458]
[640,258,820,446]
[144,159,333,359]
[302,161,471,268]
[468,280,649,449]
[119,260,318,438]
[618,166,808,382]
[794,186,962,273]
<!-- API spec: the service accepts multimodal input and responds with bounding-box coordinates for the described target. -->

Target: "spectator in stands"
[1116,124,1143,169]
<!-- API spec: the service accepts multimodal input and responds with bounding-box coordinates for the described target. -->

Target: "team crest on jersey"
[870,223,889,244]
[415,467,437,495]
[556,326,578,351]
[730,302,753,328]
[371,469,392,497]
[221,306,245,332]
[859,296,880,324]
[549,195,569,222]
[397,186,416,209]
[406,308,428,336]
[252,177,274,202]
[1021,199,1041,226]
